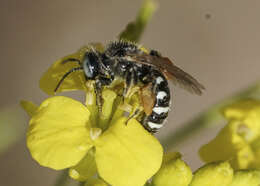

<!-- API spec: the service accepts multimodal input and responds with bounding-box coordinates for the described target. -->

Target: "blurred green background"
[1,0,260,185]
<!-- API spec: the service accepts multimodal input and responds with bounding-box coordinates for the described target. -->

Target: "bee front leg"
[94,77,113,114]
[123,71,132,99]
[94,79,103,114]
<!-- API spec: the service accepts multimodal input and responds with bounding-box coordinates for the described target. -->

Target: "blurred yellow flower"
[189,161,233,186]
[152,152,193,186]
[230,169,260,186]
[189,161,260,186]
[199,99,260,169]
[151,155,260,186]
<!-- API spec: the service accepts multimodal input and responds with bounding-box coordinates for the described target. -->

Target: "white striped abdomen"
[143,74,171,133]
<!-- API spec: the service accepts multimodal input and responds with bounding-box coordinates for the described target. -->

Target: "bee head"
[82,52,100,80]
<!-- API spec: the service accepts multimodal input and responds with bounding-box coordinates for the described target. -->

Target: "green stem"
[54,170,69,186]
[119,0,157,42]
[161,81,260,149]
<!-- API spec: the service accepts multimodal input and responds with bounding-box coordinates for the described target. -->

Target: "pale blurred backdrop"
[1,0,260,185]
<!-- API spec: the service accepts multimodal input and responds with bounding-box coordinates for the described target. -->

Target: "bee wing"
[131,54,205,95]
[163,59,205,95]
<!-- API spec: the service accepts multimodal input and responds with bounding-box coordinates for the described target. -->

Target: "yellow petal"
[85,178,108,186]
[200,121,244,162]
[250,137,260,168]
[94,118,163,186]
[39,53,85,95]
[27,96,93,170]
[152,152,192,186]
[230,170,260,186]
[199,120,255,169]
[20,100,38,117]
[69,148,97,181]
[223,99,260,142]
[40,43,104,95]
[234,145,255,169]
[189,162,233,186]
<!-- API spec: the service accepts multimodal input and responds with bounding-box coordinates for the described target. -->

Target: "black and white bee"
[55,41,204,133]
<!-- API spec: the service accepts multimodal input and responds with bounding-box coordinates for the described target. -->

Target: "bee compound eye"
[83,53,99,79]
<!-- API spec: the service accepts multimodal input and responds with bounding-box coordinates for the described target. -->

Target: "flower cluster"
[200,99,260,170]
[21,44,260,186]
[153,154,260,186]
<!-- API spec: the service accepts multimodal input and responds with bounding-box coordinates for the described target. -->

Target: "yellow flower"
[190,161,259,186]
[230,169,260,186]
[199,99,260,169]
[152,152,192,186]
[22,90,163,186]
[190,161,233,186]
[149,154,260,186]
[21,43,165,185]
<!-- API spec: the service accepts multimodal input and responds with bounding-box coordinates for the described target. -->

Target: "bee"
[55,41,205,133]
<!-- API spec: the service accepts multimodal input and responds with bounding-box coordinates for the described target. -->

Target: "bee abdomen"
[144,74,171,133]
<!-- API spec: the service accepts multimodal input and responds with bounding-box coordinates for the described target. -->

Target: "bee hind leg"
[123,68,138,100]
[123,71,132,98]
[125,108,141,125]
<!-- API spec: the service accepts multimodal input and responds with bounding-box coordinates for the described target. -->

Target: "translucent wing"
[130,54,205,95]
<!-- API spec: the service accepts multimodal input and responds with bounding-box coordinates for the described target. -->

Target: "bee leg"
[94,77,113,114]
[122,71,132,101]
[123,68,138,100]
[125,109,140,125]
[94,79,103,114]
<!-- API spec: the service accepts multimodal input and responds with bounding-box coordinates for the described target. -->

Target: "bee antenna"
[54,67,83,93]
[61,58,81,65]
